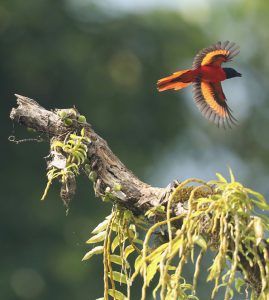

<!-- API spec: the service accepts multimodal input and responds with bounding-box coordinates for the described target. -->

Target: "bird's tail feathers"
[157,69,193,92]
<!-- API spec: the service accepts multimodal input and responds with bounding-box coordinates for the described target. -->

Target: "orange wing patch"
[193,81,237,128]
[201,82,226,117]
[201,50,228,66]
[192,41,240,68]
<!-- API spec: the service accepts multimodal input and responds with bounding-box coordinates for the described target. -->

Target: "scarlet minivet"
[157,41,241,128]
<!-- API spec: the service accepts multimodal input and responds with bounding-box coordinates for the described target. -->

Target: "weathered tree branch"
[10,95,166,213]
[10,94,268,297]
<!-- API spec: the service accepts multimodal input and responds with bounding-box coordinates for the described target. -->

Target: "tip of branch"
[10,94,45,123]
[13,94,42,108]
[14,93,23,98]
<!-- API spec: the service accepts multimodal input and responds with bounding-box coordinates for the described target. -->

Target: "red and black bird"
[157,41,241,128]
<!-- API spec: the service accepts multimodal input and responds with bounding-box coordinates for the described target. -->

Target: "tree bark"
[10,94,165,213]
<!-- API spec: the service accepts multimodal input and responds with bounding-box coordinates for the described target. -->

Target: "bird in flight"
[157,41,241,128]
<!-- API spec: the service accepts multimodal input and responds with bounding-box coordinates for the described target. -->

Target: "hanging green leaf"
[110,255,123,266]
[134,255,142,273]
[111,235,127,252]
[86,231,106,244]
[108,289,127,300]
[111,235,120,253]
[123,245,135,260]
[82,246,103,261]
[133,238,143,245]
[109,271,128,284]
[146,257,159,285]
[91,218,110,234]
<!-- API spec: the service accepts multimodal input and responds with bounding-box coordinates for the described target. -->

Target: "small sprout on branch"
[57,110,67,119]
[64,118,73,126]
[88,171,97,182]
[41,127,90,208]
[78,115,87,123]
[57,108,87,125]
[113,183,122,192]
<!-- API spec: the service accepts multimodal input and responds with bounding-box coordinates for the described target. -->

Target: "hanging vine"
[84,172,269,300]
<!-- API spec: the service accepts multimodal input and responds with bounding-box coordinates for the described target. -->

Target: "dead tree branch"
[10,95,165,213]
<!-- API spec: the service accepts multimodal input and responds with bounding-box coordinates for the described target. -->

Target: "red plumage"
[157,41,241,128]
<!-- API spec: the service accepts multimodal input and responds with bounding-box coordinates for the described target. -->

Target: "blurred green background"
[2,0,269,299]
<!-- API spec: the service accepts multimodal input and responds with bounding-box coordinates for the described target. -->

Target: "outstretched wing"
[193,80,237,128]
[192,41,240,68]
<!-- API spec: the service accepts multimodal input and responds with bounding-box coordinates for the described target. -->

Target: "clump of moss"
[169,185,213,204]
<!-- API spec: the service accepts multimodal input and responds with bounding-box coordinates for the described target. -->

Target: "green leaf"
[127,229,135,239]
[123,245,135,260]
[146,257,159,285]
[252,200,269,211]
[128,223,136,233]
[89,171,97,182]
[108,289,127,300]
[57,110,67,119]
[246,188,266,201]
[235,277,245,293]
[216,172,227,183]
[81,127,85,136]
[86,231,106,244]
[69,134,78,140]
[111,222,119,232]
[181,283,193,290]
[193,235,207,251]
[92,219,110,234]
[51,140,64,149]
[134,255,142,273]
[111,236,120,253]
[148,242,168,259]
[110,255,123,265]
[133,238,143,245]
[82,246,103,261]
[109,271,128,284]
